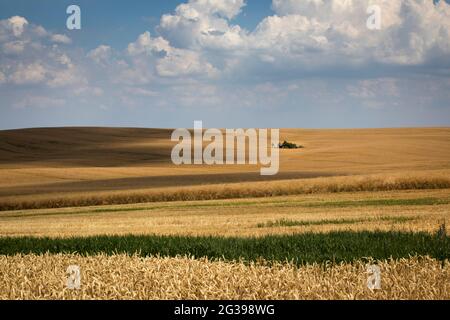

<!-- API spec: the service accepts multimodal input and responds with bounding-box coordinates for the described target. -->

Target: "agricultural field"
[1,255,448,300]
[0,127,449,300]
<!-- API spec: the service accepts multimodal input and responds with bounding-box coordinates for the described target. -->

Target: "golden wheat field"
[0,188,449,237]
[0,127,449,300]
[0,127,450,210]
[0,254,448,300]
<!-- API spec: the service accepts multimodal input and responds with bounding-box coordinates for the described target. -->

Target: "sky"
[0,0,449,130]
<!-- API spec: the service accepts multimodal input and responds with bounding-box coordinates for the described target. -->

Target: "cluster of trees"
[278,141,304,149]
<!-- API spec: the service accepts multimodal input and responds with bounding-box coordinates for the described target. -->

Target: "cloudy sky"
[0,0,449,129]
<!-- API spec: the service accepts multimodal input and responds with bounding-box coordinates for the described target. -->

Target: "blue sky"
[0,0,273,48]
[0,0,449,129]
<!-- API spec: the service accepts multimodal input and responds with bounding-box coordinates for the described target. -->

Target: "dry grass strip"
[1,172,450,211]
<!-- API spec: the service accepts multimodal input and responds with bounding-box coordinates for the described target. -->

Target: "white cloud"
[260,0,450,67]
[271,0,402,29]
[156,48,218,77]
[0,17,88,90]
[127,32,171,56]
[127,31,219,78]
[7,16,28,37]
[151,0,450,81]
[88,45,113,64]
[196,0,245,19]
[7,0,441,93]
[10,62,47,84]
[115,60,153,85]
[55,54,72,67]
[47,68,85,88]
[159,0,247,49]
[1,2,450,123]
[32,25,48,37]
[347,78,399,99]
[2,40,26,54]
[165,0,245,22]
[51,34,71,44]
[46,53,86,88]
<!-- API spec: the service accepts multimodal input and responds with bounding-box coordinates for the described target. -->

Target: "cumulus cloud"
[127,31,171,56]
[5,1,447,92]
[9,62,47,84]
[262,0,449,67]
[47,68,85,88]
[347,78,399,99]
[159,0,247,49]
[0,16,87,90]
[2,40,27,54]
[156,48,218,77]
[32,25,48,37]
[88,45,113,64]
[126,31,218,78]
[50,34,71,44]
[147,0,450,82]
[7,16,28,37]
[1,1,450,127]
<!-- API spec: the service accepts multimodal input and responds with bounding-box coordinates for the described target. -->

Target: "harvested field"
[0,189,448,237]
[0,127,449,210]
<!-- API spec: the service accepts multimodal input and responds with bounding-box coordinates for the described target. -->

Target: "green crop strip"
[0,231,448,265]
[257,216,417,228]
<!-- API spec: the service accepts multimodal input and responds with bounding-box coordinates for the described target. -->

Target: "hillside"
[0,127,449,209]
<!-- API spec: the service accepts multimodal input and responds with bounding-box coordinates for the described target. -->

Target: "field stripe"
[1,174,450,211]
[0,231,448,264]
[1,197,448,219]
[257,216,417,228]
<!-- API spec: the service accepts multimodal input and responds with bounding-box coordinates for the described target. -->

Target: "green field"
[1,231,448,265]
